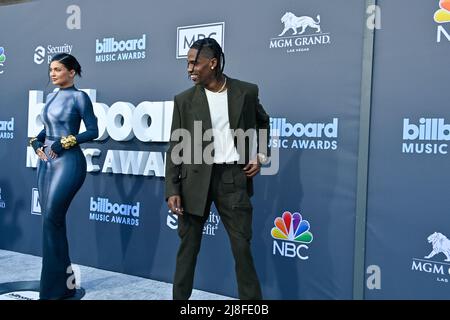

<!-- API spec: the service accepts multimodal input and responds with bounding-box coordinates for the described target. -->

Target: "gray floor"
[0,249,233,300]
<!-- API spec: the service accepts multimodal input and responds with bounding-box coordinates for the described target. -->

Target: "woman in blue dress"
[29,53,98,299]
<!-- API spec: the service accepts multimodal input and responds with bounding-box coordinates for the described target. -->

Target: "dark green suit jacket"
[165,77,270,216]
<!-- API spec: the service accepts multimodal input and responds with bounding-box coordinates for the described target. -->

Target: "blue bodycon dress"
[35,85,98,299]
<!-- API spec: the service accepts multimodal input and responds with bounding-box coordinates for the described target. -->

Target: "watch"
[257,153,269,165]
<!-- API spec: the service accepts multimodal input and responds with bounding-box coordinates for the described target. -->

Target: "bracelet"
[61,135,77,149]
[28,137,37,147]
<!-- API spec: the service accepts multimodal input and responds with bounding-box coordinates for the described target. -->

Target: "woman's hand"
[48,148,58,159]
[36,146,48,161]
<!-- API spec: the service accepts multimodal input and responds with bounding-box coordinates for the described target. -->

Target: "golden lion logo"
[279,12,321,36]
[424,232,450,261]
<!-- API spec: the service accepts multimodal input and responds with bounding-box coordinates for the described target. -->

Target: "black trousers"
[173,164,262,300]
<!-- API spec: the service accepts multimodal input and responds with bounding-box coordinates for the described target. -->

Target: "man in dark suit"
[165,38,270,300]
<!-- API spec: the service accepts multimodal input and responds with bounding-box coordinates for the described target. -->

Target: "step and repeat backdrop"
[1,0,447,299]
[365,0,450,299]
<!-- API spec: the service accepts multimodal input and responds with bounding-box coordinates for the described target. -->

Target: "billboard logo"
[0,46,6,74]
[271,211,313,260]
[95,34,146,63]
[402,118,449,154]
[270,11,331,54]
[0,117,14,139]
[31,188,41,215]
[176,22,224,59]
[435,1,450,42]
[269,117,338,150]
[26,89,171,177]
[89,197,140,226]
[411,231,450,284]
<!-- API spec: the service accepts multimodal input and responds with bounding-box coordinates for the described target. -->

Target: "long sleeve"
[75,91,98,143]
[165,96,182,200]
[254,86,270,156]
[36,128,46,142]
[29,127,47,151]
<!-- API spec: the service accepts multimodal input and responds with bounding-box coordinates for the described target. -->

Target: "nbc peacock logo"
[271,211,313,260]
[0,47,5,75]
[0,47,5,63]
[434,0,450,23]
[435,0,450,42]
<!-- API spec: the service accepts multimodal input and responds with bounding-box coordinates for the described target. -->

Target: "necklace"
[214,77,227,93]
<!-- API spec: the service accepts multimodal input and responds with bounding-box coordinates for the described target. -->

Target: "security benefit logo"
[166,211,221,237]
[271,211,313,260]
[0,46,6,74]
[176,22,224,59]
[95,34,146,63]
[402,118,449,155]
[434,0,450,42]
[34,43,73,65]
[411,232,450,284]
[89,197,140,227]
[269,11,331,53]
[269,117,338,150]
[0,117,14,139]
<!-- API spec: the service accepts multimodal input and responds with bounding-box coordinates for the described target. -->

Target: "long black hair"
[50,53,82,77]
[190,38,225,78]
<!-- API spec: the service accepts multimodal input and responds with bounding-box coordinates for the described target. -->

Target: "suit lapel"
[190,77,245,131]
[227,77,245,130]
[191,85,212,130]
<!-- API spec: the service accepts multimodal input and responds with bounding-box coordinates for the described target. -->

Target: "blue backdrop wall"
[364,0,450,299]
[2,0,447,299]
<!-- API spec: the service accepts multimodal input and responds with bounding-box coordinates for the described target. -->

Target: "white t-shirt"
[204,88,240,163]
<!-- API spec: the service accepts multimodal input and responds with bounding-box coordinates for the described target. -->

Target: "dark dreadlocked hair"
[190,37,225,78]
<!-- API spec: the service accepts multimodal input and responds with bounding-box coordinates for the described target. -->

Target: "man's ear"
[210,57,218,70]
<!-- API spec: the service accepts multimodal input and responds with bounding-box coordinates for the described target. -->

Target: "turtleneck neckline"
[59,85,75,91]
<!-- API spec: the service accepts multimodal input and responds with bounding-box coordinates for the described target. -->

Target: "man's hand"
[168,195,184,215]
[243,160,260,178]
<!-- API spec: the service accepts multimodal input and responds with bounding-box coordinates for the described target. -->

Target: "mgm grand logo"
[269,11,331,53]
